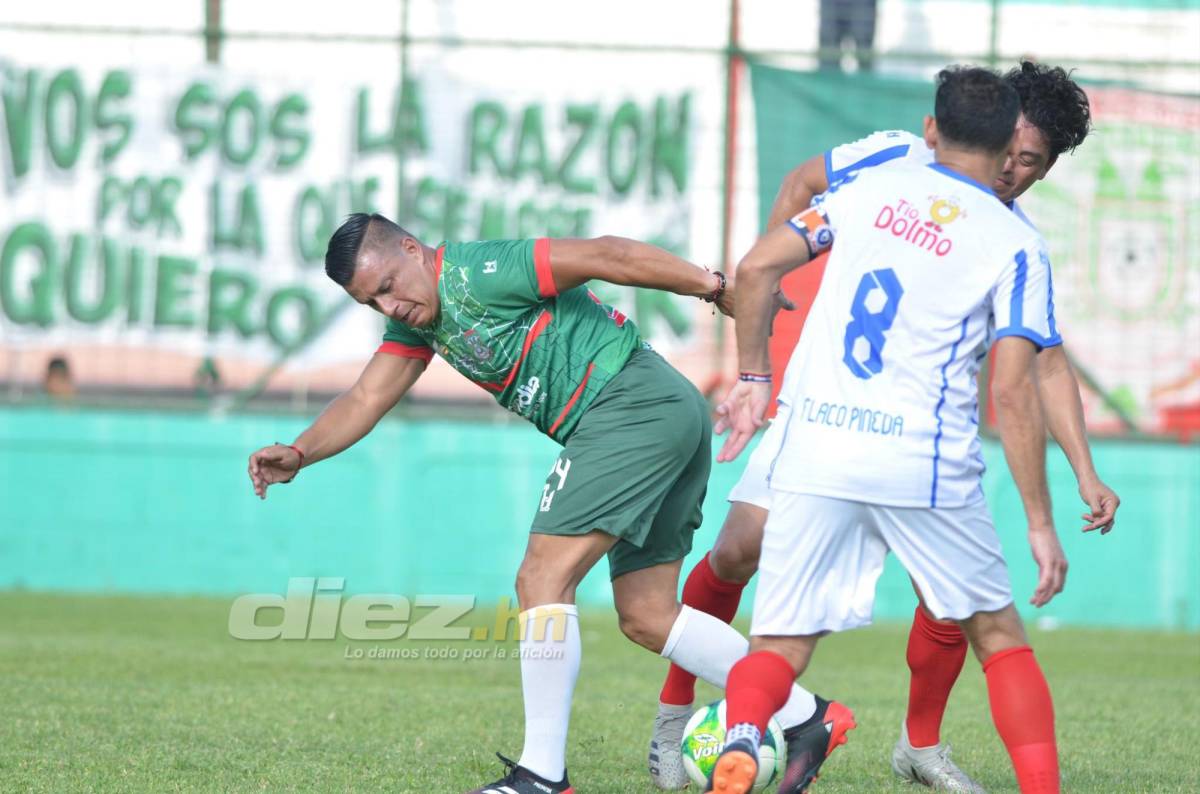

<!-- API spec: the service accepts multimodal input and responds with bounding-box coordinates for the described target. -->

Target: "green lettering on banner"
[355,87,391,154]
[175,81,217,160]
[271,93,310,169]
[469,101,509,177]
[294,185,332,264]
[0,222,57,326]
[44,69,85,171]
[126,245,146,323]
[606,101,642,195]
[208,268,258,337]
[411,176,442,242]
[154,255,197,328]
[266,286,319,349]
[95,70,134,165]
[442,183,469,243]
[395,77,428,154]
[1,67,37,180]
[355,79,427,155]
[97,175,184,238]
[64,235,122,323]
[221,89,262,167]
[294,178,382,264]
[652,93,690,196]
[210,182,264,255]
[559,104,599,195]
[512,105,552,184]
[154,177,184,238]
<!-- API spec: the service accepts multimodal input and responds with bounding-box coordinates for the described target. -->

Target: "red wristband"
[285,444,305,467]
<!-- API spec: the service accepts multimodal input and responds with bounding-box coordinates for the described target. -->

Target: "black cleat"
[465,753,574,794]
[778,696,857,793]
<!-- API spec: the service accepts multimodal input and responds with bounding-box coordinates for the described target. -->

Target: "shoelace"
[494,752,521,783]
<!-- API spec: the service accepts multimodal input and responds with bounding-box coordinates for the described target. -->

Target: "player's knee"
[514,563,573,611]
[616,606,670,652]
[962,606,1028,662]
[709,533,758,584]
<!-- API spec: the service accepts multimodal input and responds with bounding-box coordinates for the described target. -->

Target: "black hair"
[1004,60,1092,162]
[47,356,70,374]
[934,66,1021,154]
[324,213,414,286]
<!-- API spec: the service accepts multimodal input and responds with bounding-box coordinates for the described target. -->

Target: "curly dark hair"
[1003,60,1092,162]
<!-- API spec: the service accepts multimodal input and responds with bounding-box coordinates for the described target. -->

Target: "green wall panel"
[0,407,1196,630]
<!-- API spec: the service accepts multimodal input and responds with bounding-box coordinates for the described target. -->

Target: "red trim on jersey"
[548,362,595,436]
[586,289,627,327]
[434,245,445,283]
[376,341,434,363]
[534,238,557,298]
[476,310,553,393]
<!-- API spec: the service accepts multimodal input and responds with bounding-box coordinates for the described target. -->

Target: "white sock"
[661,606,817,728]
[775,686,818,729]
[517,603,579,782]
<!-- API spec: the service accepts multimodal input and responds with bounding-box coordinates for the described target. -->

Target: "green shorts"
[530,348,712,579]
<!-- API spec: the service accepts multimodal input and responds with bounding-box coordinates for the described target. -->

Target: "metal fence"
[1,0,1197,437]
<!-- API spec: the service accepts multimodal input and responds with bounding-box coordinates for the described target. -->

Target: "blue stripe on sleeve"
[930,316,970,509]
[1045,256,1060,343]
[826,144,910,184]
[1009,250,1028,330]
[993,326,1061,351]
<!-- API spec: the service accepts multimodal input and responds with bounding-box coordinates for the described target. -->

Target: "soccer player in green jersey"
[246,214,817,794]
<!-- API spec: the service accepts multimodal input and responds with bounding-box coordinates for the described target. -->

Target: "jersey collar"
[434,244,445,283]
[926,162,996,197]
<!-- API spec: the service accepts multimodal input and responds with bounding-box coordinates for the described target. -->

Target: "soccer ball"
[681,699,786,791]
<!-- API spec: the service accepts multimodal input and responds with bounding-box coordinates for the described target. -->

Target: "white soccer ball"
[680,699,786,791]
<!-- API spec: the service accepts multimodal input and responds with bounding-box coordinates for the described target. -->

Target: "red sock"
[725,651,795,735]
[983,646,1059,794]
[904,606,968,746]
[659,553,746,705]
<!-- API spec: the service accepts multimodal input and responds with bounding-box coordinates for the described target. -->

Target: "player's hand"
[1078,476,1119,534]
[247,444,302,500]
[1028,525,1067,607]
[714,380,770,462]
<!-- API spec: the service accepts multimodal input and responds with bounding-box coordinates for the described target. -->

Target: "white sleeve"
[825,130,921,186]
[991,238,1063,351]
[788,169,860,255]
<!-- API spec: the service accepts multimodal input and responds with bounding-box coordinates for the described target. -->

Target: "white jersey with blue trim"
[825,130,1036,227]
[769,159,1062,509]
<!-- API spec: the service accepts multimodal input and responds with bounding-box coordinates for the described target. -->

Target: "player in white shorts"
[709,67,1071,794]
[652,61,1118,794]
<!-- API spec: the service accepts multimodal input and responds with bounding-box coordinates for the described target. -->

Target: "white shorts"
[751,492,1013,636]
[726,414,785,510]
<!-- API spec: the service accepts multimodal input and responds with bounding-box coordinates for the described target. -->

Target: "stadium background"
[1,4,1199,623]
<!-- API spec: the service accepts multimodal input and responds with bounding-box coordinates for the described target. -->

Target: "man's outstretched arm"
[247,352,426,499]
[545,236,733,315]
[1035,345,1119,532]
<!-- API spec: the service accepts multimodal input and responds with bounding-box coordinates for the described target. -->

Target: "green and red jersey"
[379,238,644,443]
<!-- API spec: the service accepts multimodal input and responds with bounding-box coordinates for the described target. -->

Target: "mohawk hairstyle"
[324,213,413,286]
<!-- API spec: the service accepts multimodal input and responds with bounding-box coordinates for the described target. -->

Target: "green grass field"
[1,593,1197,793]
